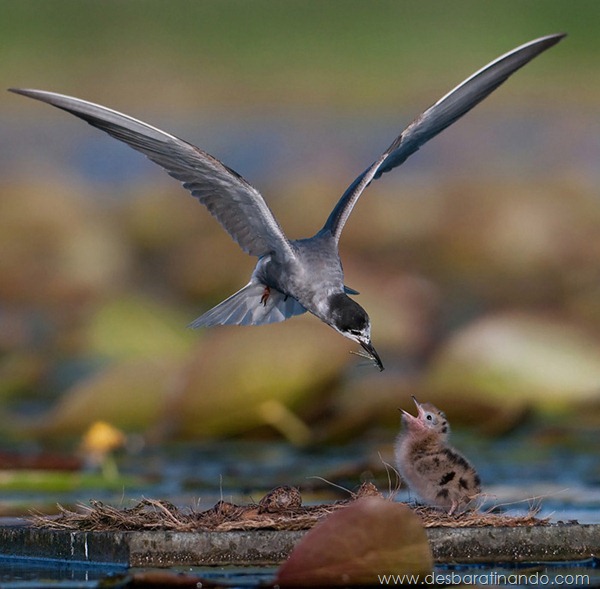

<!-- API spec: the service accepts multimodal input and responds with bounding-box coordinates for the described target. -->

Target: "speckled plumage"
[395,397,481,514]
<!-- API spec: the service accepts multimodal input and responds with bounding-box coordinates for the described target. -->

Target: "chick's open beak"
[360,340,384,371]
[412,395,425,418]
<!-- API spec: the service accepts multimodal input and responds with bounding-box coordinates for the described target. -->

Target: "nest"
[412,504,546,528]
[30,482,547,533]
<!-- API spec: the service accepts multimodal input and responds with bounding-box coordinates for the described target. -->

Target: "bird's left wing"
[9,88,295,260]
[322,33,566,243]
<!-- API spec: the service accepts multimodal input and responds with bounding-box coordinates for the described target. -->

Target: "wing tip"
[498,33,566,65]
[8,87,29,97]
[8,87,49,99]
[538,32,567,43]
[526,32,567,53]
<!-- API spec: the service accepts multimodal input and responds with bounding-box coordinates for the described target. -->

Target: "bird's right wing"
[322,33,566,243]
[9,88,295,260]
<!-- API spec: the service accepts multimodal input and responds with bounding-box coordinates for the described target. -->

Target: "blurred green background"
[1,0,599,450]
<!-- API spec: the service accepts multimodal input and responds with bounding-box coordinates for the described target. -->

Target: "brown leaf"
[275,497,432,587]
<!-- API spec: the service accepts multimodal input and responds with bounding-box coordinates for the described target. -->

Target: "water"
[0,557,126,588]
[0,561,598,588]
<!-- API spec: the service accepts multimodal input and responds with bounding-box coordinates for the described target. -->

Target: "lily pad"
[427,312,600,413]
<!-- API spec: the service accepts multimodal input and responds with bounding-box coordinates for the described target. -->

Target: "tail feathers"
[189,282,307,328]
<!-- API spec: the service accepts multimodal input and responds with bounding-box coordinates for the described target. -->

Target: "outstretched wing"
[322,33,566,243]
[9,88,295,260]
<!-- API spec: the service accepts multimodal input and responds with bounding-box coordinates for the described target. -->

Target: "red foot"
[260,286,271,306]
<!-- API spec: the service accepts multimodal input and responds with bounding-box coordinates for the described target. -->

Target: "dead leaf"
[275,497,432,586]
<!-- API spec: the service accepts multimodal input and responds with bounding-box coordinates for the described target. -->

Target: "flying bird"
[9,33,564,371]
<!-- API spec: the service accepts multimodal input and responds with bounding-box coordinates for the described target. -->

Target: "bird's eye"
[426,414,433,421]
[349,329,361,336]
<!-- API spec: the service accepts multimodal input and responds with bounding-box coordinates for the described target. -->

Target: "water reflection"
[0,555,126,586]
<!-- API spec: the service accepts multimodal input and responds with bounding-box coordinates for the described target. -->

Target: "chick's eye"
[426,414,433,421]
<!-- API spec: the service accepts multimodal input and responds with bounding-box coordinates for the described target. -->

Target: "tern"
[9,33,564,371]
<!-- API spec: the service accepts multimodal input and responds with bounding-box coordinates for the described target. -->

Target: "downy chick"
[394,396,481,514]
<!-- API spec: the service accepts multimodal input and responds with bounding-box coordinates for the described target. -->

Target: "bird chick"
[394,396,481,514]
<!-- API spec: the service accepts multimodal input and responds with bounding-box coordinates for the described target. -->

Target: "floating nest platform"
[30,482,546,533]
[11,483,597,566]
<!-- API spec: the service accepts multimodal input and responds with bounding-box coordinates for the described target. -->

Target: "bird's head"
[401,396,450,440]
[327,293,383,371]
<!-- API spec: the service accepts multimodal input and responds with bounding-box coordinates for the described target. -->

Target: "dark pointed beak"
[360,340,384,371]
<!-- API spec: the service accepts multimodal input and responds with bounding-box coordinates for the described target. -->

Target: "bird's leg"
[260,286,271,306]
